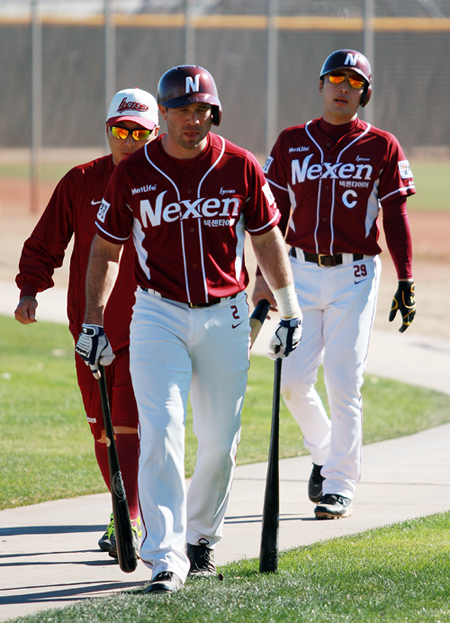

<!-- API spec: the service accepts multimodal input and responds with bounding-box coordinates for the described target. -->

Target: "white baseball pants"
[130,289,250,582]
[281,254,381,499]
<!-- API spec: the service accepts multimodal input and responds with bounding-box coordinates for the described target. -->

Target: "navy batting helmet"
[319,49,372,107]
[157,65,222,126]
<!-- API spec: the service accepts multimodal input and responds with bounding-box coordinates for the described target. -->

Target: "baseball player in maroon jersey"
[253,49,416,520]
[15,88,159,556]
[75,65,302,594]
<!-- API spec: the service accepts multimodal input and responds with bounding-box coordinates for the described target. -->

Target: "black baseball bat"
[98,364,138,573]
[250,299,271,348]
[259,357,282,573]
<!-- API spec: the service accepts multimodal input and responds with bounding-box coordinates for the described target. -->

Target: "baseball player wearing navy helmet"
[319,48,373,107]
[76,65,302,594]
[254,48,416,520]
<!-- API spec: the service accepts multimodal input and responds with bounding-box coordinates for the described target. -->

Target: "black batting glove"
[389,281,416,333]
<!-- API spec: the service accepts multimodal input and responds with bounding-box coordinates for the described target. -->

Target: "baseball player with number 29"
[253,49,416,520]
[76,65,302,594]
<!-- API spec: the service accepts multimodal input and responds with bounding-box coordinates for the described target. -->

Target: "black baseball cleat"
[144,571,183,595]
[314,494,353,519]
[187,539,217,576]
[308,463,325,503]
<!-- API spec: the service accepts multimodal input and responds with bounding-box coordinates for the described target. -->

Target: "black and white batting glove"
[268,316,303,360]
[75,323,115,379]
[389,280,416,333]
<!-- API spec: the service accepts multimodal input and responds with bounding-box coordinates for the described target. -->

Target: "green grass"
[9,512,450,622]
[408,159,450,211]
[2,314,450,511]
[0,317,103,508]
[242,357,450,465]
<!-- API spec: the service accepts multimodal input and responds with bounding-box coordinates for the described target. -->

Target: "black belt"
[289,247,364,267]
[140,287,237,308]
[188,294,237,308]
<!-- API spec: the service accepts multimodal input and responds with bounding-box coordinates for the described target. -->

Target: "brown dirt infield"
[1,176,449,339]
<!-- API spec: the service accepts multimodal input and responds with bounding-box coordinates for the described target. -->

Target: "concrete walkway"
[1,282,450,622]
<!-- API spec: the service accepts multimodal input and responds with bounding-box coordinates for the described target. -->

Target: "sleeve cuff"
[19,284,38,299]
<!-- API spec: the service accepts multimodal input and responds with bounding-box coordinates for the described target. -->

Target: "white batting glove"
[75,323,115,379]
[268,316,303,360]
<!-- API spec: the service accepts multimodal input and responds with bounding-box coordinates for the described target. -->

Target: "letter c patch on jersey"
[97,199,110,223]
[398,160,413,180]
[343,189,358,208]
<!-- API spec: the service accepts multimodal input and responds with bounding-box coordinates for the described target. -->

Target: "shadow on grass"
[0,579,148,606]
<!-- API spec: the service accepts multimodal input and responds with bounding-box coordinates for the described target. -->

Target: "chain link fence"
[0,0,449,208]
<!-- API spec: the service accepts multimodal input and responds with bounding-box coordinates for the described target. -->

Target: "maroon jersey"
[16,154,136,350]
[96,133,280,304]
[264,117,415,259]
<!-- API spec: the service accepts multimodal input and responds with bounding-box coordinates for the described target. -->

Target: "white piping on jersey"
[380,184,415,203]
[235,212,246,282]
[305,121,325,254]
[132,218,152,281]
[144,143,181,200]
[143,136,227,304]
[198,136,225,197]
[305,120,371,254]
[179,221,191,301]
[246,211,280,234]
[287,186,297,234]
[269,174,299,234]
[144,145,192,301]
[365,176,380,239]
[267,178,287,193]
[96,221,129,243]
[330,124,371,254]
[197,136,226,301]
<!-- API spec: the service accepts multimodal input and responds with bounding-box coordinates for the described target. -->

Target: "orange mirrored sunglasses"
[111,126,152,141]
[328,73,365,90]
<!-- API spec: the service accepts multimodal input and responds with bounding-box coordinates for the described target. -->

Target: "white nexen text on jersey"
[291,155,373,184]
[139,192,241,227]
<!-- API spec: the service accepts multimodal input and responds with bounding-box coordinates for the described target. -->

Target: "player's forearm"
[251,228,302,319]
[84,235,122,326]
[251,227,292,291]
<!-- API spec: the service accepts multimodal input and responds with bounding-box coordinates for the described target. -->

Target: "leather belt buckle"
[318,254,334,267]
